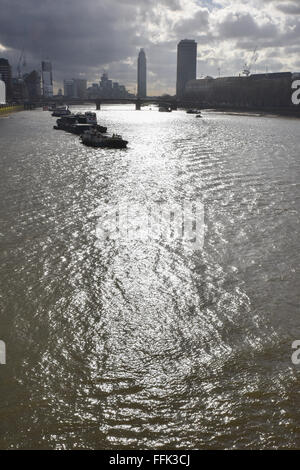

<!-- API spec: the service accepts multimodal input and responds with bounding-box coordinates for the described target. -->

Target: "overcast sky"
[0,0,300,95]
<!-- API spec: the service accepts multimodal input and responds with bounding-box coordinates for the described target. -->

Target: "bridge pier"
[95,100,101,110]
[135,100,141,110]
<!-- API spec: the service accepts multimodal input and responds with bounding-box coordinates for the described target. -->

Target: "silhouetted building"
[86,83,99,98]
[12,78,26,102]
[137,49,147,98]
[74,78,87,98]
[24,70,41,100]
[63,78,87,98]
[0,58,12,100]
[87,72,131,99]
[100,72,113,93]
[185,72,300,108]
[42,60,53,97]
[176,40,197,98]
[64,79,76,97]
[0,76,5,104]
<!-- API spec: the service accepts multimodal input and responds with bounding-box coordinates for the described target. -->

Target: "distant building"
[42,60,53,97]
[86,83,99,99]
[87,72,131,99]
[137,49,147,98]
[12,77,26,102]
[176,39,197,98]
[74,78,87,98]
[63,78,87,98]
[185,72,296,108]
[0,75,6,104]
[58,88,63,96]
[64,79,76,98]
[100,72,112,93]
[0,58,12,100]
[23,70,41,100]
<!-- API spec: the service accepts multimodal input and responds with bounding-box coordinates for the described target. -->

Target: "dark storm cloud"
[0,0,137,63]
[0,0,188,91]
[1,0,300,93]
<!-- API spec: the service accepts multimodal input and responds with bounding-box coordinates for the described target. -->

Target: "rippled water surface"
[0,105,300,449]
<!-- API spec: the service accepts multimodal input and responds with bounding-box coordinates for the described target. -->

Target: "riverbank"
[0,104,24,116]
[203,106,300,119]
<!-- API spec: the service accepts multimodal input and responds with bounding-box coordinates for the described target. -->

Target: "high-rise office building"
[24,70,41,100]
[100,72,113,93]
[63,78,87,98]
[176,39,197,98]
[137,49,147,98]
[0,75,6,104]
[11,77,26,102]
[42,60,53,97]
[74,78,87,99]
[89,72,130,98]
[0,58,12,99]
[64,79,76,98]
[100,72,108,89]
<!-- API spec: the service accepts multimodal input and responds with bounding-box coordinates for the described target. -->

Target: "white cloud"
[0,0,299,95]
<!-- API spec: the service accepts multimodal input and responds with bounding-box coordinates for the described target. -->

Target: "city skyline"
[0,55,144,97]
[1,0,300,96]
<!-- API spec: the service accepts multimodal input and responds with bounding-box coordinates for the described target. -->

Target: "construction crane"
[242,47,258,77]
[17,49,26,79]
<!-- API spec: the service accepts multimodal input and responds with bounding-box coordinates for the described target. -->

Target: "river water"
[0,105,300,449]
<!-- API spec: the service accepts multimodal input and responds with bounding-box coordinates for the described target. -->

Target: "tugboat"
[52,105,71,117]
[159,106,172,112]
[75,112,97,124]
[81,128,128,149]
[54,112,107,135]
[186,108,201,114]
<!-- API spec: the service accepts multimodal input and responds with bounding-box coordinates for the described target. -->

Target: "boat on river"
[75,112,97,124]
[159,106,172,112]
[52,106,71,117]
[186,109,201,114]
[54,112,107,135]
[81,128,128,149]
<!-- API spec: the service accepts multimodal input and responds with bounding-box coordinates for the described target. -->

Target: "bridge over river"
[32,97,179,111]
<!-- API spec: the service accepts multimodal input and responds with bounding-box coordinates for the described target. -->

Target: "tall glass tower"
[176,40,197,98]
[137,49,147,98]
[42,60,53,97]
[0,58,12,99]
